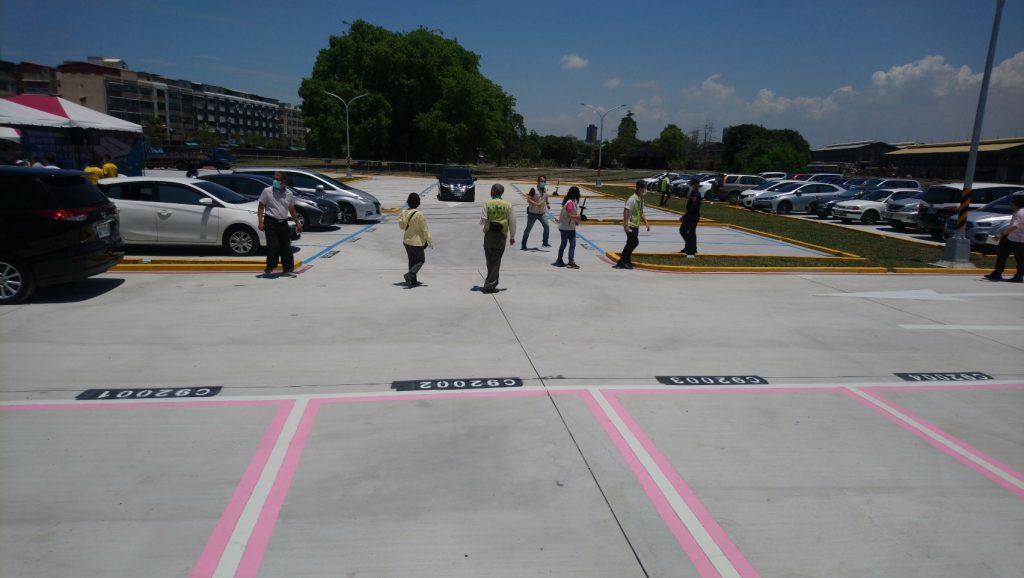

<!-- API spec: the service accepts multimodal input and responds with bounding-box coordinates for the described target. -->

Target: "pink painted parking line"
[601,391,761,578]
[0,399,294,578]
[227,389,756,578]
[850,387,1024,500]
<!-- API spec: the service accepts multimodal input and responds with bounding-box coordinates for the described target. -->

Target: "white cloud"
[633,80,660,89]
[604,77,621,89]
[560,53,588,70]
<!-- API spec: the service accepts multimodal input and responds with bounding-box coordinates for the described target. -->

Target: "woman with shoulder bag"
[553,187,582,269]
[399,193,433,287]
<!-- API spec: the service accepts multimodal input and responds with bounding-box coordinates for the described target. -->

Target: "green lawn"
[595,185,996,271]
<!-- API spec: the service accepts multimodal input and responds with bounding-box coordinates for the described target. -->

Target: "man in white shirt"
[257,171,302,278]
[985,193,1024,283]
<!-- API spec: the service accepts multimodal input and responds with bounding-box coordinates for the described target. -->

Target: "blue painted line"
[303,223,376,264]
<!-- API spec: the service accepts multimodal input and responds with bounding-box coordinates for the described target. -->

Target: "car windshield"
[194,181,248,204]
[37,176,108,207]
[773,183,802,193]
[441,168,473,181]
[980,194,1022,214]
[751,181,776,191]
[864,189,892,201]
[861,178,883,187]
[311,171,357,191]
[923,186,961,204]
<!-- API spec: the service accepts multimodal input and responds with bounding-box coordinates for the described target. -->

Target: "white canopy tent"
[0,98,71,129]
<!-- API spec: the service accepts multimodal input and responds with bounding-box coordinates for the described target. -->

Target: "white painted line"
[588,388,741,578]
[847,388,1024,493]
[212,398,308,578]
[899,325,1024,331]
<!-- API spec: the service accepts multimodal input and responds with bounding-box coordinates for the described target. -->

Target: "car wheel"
[840,218,851,224]
[296,210,309,230]
[223,226,260,257]
[929,230,943,240]
[816,210,829,219]
[890,221,905,230]
[338,203,357,224]
[729,192,740,204]
[861,210,879,225]
[777,201,792,214]
[0,257,35,304]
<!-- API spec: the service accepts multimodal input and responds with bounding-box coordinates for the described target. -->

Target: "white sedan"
[98,177,277,256]
[832,188,921,225]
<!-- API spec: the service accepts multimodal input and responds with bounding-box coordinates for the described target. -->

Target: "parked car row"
[733,173,1023,251]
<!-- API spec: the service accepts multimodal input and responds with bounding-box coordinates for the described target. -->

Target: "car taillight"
[34,208,91,222]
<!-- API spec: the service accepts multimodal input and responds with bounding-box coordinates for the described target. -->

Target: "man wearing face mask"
[257,171,302,277]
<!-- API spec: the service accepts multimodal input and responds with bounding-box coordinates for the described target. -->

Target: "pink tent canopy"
[0,97,71,128]
[5,95,141,133]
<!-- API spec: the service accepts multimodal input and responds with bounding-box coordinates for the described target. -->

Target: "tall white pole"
[582,103,627,187]
[324,91,369,178]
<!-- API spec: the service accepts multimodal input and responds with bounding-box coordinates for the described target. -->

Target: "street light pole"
[939,0,1005,267]
[324,90,370,178]
[582,103,626,187]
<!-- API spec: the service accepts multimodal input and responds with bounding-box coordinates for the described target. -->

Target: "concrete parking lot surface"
[1,175,1022,577]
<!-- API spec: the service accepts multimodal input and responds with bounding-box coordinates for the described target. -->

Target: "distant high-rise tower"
[585,124,597,144]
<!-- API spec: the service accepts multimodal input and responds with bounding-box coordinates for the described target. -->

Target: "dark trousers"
[619,227,639,265]
[557,229,576,263]
[264,218,294,272]
[991,237,1024,279]
[680,218,698,255]
[483,230,506,290]
[659,191,670,206]
[404,243,426,282]
[521,212,549,247]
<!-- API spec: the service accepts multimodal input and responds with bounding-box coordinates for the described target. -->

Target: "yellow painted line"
[627,252,867,261]
[381,207,402,214]
[113,259,302,272]
[722,224,862,258]
[890,267,986,274]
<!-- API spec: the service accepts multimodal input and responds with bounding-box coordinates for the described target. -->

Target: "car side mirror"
[198,197,214,206]
[315,185,325,194]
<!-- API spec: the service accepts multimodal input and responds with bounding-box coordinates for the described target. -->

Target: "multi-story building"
[0,61,15,97]
[585,124,597,144]
[50,58,297,144]
[280,104,305,147]
[15,62,58,95]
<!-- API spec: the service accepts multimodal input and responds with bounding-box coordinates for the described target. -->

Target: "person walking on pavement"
[399,192,432,287]
[680,178,702,257]
[553,186,582,268]
[521,186,551,249]
[658,173,671,206]
[480,183,516,293]
[984,193,1024,283]
[258,171,302,277]
[614,180,650,269]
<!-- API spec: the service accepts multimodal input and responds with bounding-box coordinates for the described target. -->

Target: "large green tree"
[300,20,520,163]
[653,124,693,167]
[722,124,810,173]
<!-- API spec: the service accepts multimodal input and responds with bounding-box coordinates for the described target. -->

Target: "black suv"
[1,167,123,304]
[438,166,476,202]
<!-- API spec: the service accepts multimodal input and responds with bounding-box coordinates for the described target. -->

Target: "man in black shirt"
[680,178,702,257]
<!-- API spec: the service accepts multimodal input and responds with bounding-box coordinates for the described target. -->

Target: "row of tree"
[299,21,811,173]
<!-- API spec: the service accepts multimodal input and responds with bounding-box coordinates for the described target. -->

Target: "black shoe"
[984,273,1003,281]
[542,243,551,247]
[566,263,579,269]
[1008,277,1023,283]
[552,261,566,267]
[520,245,528,251]
[403,273,412,284]
[481,287,498,293]
[281,271,297,278]
[621,263,633,269]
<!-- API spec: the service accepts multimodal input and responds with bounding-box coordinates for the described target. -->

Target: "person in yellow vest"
[613,180,650,269]
[101,155,119,179]
[399,192,433,287]
[479,183,517,293]
[83,159,104,185]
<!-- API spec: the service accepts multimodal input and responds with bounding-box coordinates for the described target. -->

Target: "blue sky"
[3,0,1023,147]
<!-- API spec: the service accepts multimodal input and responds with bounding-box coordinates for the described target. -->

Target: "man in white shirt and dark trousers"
[984,193,1024,283]
[258,171,302,278]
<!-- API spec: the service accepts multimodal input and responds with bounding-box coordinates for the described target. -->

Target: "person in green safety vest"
[658,174,671,207]
[614,180,650,269]
[479,183,517,293]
